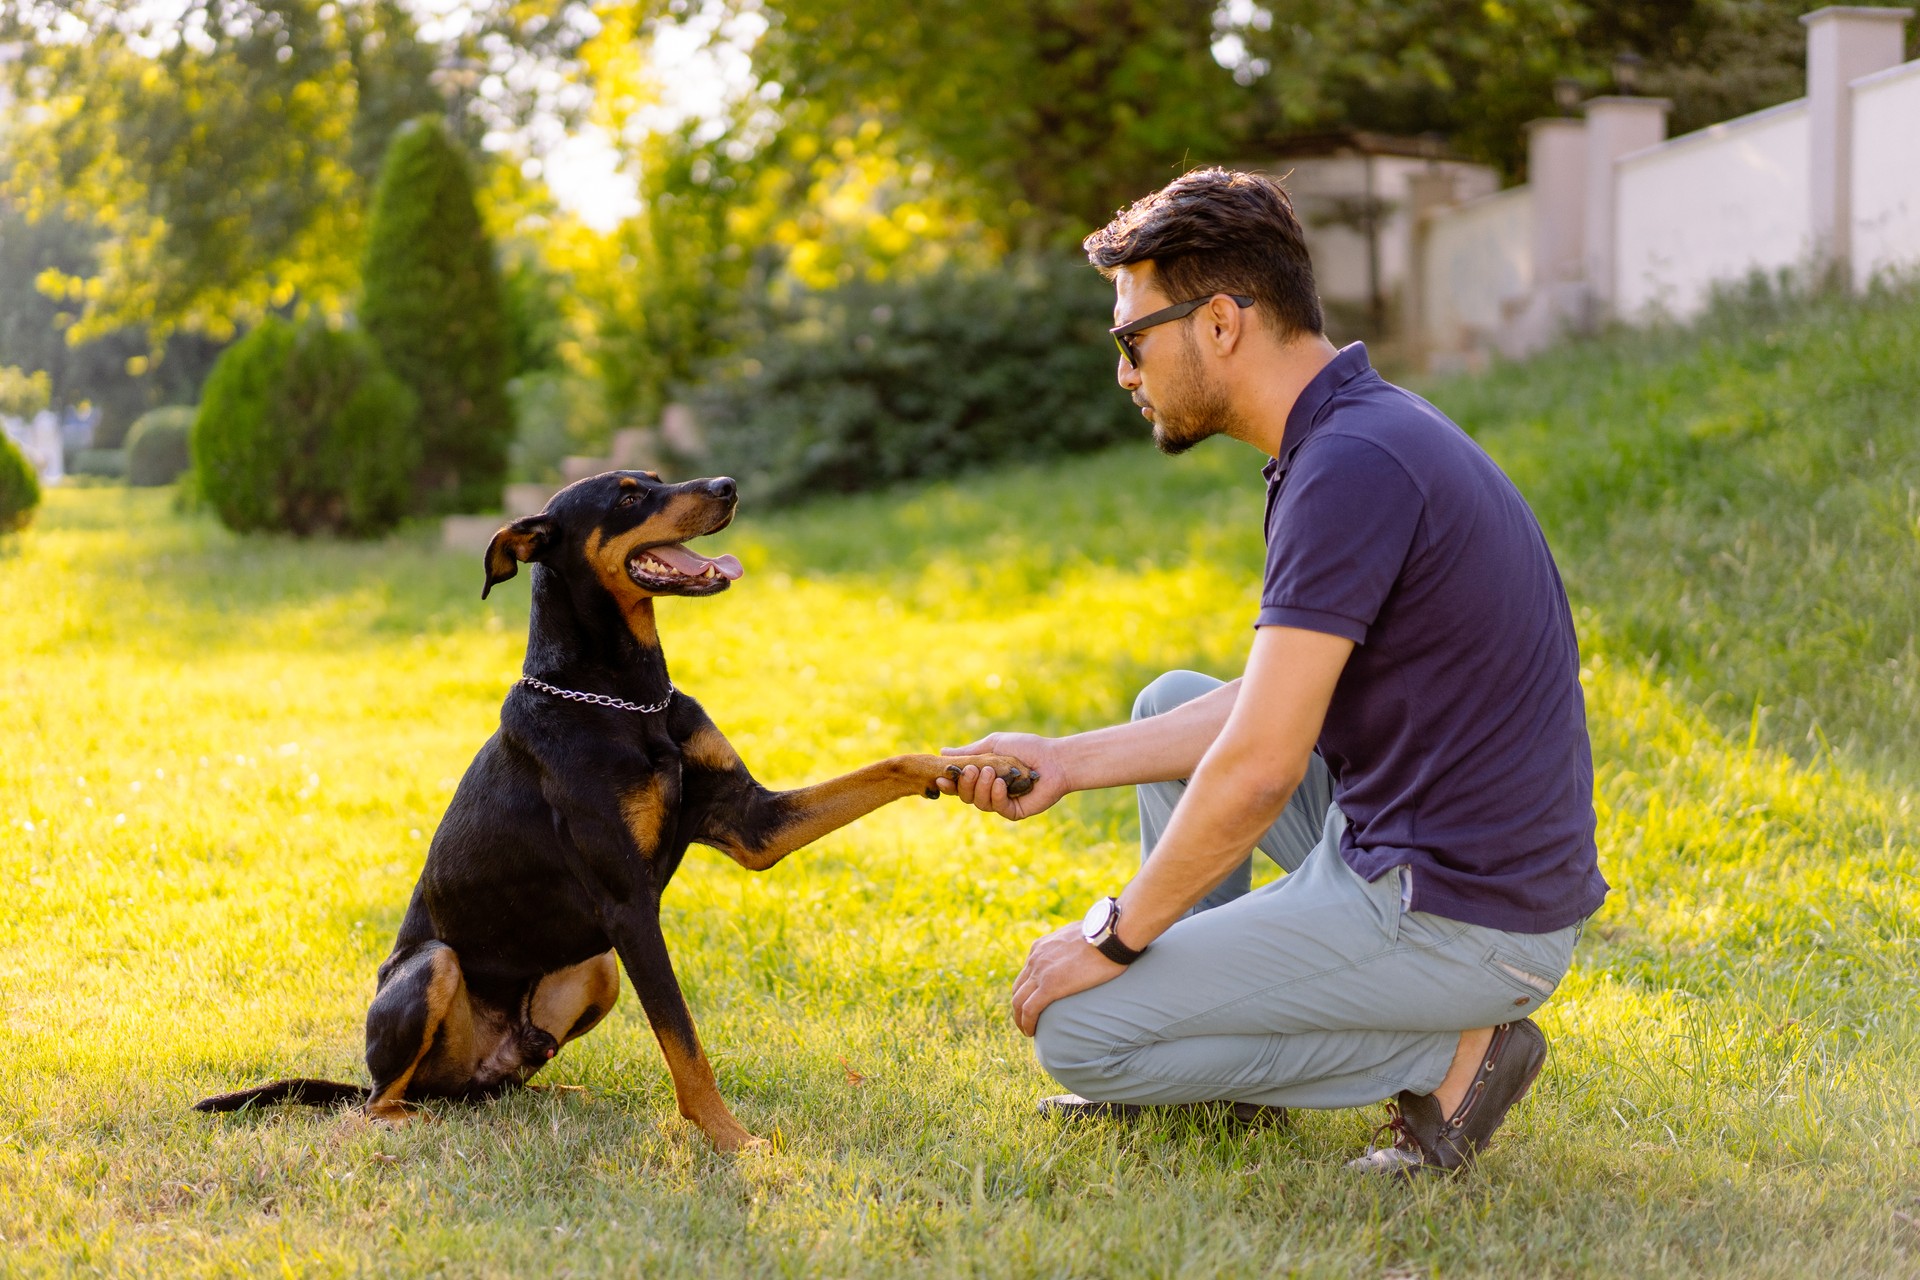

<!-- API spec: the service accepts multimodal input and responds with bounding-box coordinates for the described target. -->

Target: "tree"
[0,0,535,343]
[360,117,515,513]
[623,0,1248,243]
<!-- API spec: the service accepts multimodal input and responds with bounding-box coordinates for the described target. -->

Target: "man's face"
[1112,264,1240,456]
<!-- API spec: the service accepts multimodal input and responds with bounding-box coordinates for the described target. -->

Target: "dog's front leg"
[603,897,761,1152]
[685,722,1037,872]
[536,773,762,1152]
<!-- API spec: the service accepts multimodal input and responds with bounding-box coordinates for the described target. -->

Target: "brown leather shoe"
[1037,1094,1288,1128]
[1346,1019,1548,1175]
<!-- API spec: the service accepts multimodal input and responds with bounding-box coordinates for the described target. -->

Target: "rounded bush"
[692,254,1138,505]
[361,116,514,514]
[69,449,127,479]
[192,317,420,537]
[0,431,40,532]
[125,405,196,486]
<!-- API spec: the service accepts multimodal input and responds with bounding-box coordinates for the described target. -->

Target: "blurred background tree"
[360,116,514,514]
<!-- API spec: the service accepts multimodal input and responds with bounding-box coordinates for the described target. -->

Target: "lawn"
[3,286,1918,1277]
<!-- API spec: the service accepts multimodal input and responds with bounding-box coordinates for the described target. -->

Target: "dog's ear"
[482,515,553,599]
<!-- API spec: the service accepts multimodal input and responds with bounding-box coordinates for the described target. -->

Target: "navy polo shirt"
[1260,343,1606,933]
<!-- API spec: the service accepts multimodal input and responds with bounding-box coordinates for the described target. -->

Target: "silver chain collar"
[517,675,674,714]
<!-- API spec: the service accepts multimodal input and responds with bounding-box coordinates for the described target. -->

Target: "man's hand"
[1010,922,1125,1037]
[937,733,1069,820]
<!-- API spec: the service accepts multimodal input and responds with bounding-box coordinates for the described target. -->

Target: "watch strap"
[1094,929,1147,966]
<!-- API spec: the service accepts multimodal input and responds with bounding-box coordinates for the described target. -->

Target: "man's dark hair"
[1083,168,1323,340]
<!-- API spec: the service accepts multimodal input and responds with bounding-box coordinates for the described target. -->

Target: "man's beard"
[1149,331,1239,456]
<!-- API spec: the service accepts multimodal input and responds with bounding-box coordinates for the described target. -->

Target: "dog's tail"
[193,1078,370,1113]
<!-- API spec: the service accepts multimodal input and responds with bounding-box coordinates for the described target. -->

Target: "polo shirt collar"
[1264,341,1373,484]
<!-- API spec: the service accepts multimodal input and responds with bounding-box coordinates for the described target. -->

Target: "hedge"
[191,318,419,537]
[126,405,196,486]
[0,431,39,532]
[692,254,1139,505]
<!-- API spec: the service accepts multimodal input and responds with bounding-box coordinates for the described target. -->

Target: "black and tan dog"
[195,470,1035,1150]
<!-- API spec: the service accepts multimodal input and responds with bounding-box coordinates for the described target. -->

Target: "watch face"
[1082,896,1116,943]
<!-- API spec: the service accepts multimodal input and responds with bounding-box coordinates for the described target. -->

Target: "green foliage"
[0,0,471,343]
[0,202,230,443]
[729,0,1244,239]
[2,2,358,341]
[125,405,197,487]
[191,317,418,537]
[0,365,50,419]
[694,255,1137,505]
[0,429,39,531]
[360,117,514,514]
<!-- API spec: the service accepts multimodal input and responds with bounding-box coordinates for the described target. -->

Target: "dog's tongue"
[650,542,744,580]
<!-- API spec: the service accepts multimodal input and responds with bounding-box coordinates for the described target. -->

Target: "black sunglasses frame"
[1109,294,1255,368]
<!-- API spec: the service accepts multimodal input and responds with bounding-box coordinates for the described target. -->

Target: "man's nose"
[1117,355,1141,391]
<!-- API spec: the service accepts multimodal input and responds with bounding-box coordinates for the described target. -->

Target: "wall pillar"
[1403,168,1460,356]
[1803,6,1912,280]
[1527,118,1587,286]
[1583,96,1670,315]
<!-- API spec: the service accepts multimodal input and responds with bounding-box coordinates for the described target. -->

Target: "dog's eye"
[616,492,639,509]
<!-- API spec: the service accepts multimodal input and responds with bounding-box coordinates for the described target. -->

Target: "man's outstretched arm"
[1009,625,1354,1035]
[937,676,1245,819]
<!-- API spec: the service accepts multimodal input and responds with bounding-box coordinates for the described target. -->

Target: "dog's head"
[482,471,742,604]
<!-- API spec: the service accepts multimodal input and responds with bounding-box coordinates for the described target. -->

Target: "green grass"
[3,286,1918,1277]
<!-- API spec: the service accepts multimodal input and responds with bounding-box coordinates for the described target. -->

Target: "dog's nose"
[706,477,737,501]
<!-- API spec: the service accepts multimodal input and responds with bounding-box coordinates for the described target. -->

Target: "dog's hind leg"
[364,941,478,1124]
[528,950,619,1050]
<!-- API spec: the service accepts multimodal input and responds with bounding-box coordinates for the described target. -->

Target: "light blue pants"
[1033,670,1582,1110]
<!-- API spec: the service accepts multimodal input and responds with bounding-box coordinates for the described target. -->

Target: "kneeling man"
[940,168,1607,1173]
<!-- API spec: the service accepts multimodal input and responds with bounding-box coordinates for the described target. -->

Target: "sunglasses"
[1110,294,1255,368]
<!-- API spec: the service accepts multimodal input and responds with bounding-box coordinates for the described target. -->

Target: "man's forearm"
[1115,747,1302,946]
[1109,627,1356,948]
[1053,678,1241,793]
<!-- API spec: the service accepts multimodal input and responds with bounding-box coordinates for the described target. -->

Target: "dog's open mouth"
[628,542,744,592]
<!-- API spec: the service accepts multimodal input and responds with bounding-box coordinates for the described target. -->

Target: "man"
[936,168,1606,1174]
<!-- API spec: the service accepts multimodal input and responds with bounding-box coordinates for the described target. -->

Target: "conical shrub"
[360,116,514,514]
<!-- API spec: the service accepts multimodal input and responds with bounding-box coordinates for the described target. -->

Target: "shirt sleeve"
[1258,434,1424,643]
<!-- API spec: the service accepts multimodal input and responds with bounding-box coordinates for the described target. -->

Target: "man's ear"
[482,515,553,599]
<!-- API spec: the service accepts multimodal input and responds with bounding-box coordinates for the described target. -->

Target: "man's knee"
[1132,669,1220,723]
[1033,997,1119,1098]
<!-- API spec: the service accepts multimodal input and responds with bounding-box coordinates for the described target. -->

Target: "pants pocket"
[1480,946,1565,1009]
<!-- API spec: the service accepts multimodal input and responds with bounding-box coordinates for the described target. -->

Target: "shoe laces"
[1369,1099,1419,1154]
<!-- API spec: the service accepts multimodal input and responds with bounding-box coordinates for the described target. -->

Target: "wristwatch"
[1082,895,1147,965]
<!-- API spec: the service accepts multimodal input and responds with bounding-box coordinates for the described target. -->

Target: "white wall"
[1613,99,1812,321]
[1420,186,1533,354]
[1271,154,1498,317]
[1850,59,1920,289]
